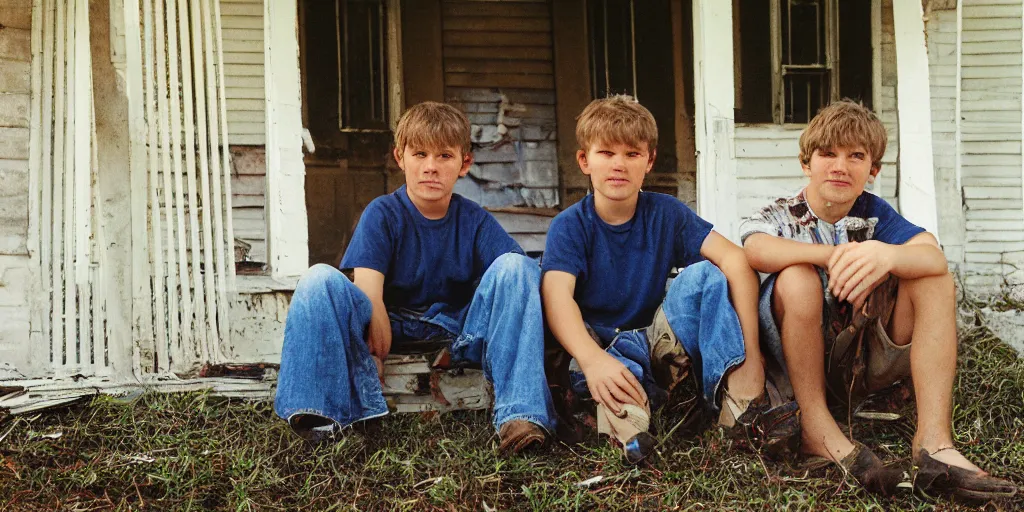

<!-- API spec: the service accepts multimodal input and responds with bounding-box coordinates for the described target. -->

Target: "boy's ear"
[459,151,473,177]
[577,149,590,175]
[393,147,404,167]
[800,157,812,178]
[645,149,657,173]
[870,164,881,177]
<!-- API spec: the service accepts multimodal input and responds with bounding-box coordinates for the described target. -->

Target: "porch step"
[0,352,490,418]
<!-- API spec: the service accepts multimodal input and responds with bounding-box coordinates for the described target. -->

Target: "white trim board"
[893,0,940,237]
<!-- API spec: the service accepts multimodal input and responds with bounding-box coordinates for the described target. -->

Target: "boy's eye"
[627,152,641,158]
[413,151,427,158]
[851,152,865,160]
[440,153,453,159]
[821,150,836,157]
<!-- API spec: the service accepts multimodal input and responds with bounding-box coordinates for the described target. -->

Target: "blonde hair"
[799,100,887,169]
[575,95,658,153]
[394,101,472,156]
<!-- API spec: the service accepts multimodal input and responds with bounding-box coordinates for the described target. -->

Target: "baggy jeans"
[274,253,556,434]
[569,261,747,411]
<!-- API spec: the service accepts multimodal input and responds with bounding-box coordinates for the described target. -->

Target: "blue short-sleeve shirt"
[340,185,523,318]
[542,192,714,342]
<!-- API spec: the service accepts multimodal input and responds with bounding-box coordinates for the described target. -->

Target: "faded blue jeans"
[274,253,556,435]
[569,261,747,412]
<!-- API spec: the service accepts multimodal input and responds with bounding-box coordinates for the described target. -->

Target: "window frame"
[769,0,841,125]
[334,0,403,133]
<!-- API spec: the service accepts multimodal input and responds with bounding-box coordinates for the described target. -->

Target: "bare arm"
[828,232,948,305]
[352,267,392,362]
[699,231,764,367]
[743,233,835,274]
[542,270,646,412]
[886,232,948,279]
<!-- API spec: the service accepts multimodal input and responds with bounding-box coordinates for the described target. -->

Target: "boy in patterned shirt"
[742,100,1016,501]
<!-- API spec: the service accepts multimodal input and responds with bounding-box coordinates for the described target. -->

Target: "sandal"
[913,448,1018,503]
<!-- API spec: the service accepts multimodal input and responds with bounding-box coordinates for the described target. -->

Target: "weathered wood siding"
[926,4,964,267]
[735,0,899,224]
[221,0,265,145]
[443,0,559,208]
[229,146,266,264]
[0,0,34,377]
[960,0,1024,293]
[0,1,31,256]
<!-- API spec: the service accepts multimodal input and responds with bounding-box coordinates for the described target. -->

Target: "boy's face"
[577,140,655,203]
[394,144,472,206]
[801,145,878,207]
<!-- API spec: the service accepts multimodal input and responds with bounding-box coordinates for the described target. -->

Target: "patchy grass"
[2,326,1023,511]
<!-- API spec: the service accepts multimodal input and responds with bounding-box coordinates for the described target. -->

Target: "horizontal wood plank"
[443,46,553,60]
[444,16,550,32]
[444,58,552,75]
[443,2,550,18]
[446,73,553,89]
[443,31,551,47]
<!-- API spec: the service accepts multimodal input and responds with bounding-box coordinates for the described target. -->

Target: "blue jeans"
[274,253,556,434]
[569,261,747,411]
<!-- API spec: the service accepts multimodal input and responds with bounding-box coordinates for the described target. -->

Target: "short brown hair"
[575,95,658,153]
[394,101,472,156]
[799,100,887,169]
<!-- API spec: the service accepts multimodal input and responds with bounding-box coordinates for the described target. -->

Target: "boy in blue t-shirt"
[742,100,1016,500]
[542,96,797,464]
[275,102,555,455]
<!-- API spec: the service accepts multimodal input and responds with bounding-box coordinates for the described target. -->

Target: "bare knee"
[889,272,956,346]
[901,272,956,305]
[772,264,824,321]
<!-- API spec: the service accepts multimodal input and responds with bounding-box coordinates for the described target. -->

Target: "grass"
[1,324,1022,511]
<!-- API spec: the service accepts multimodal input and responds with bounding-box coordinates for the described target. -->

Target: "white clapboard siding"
[220,0,264,145]
[960,0,1024,293]
[927,7,964,263]
[0,0,34,378]
[734,126,806,221]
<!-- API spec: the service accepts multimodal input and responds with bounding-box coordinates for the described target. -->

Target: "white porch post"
[264,0,308,279]
[892,0,940,236]
[692,0,739,240]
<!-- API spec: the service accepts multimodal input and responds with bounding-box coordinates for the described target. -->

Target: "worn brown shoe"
[719,386,801,459]
[913,448,1018,503]
[497,419,546,456]
[838,441,910,496]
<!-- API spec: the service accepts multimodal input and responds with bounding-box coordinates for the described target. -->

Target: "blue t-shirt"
[340,185,523,320]
[739,189,925,247]
[542,192,714,342]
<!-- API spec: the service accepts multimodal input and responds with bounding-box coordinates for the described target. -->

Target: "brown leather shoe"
[839,441,909,496]
[497,419,546,456]
[719,387,801,459]
[913,448,1018,503]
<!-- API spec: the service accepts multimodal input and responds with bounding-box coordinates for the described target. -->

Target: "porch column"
[892,0,940,236]
[264,0,309,279]
[692,0,739,240]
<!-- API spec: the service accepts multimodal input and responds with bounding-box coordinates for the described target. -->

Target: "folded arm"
[743,233,835,274]
[827,232,947,306]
